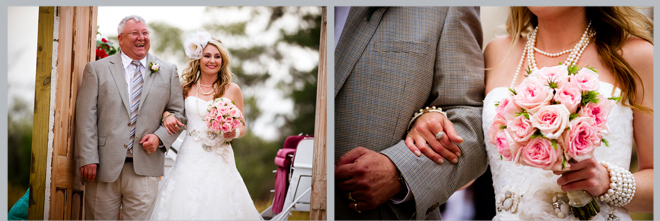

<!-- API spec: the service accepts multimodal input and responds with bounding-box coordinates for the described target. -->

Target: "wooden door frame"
[310,6,327,220]
[29,6,97,220]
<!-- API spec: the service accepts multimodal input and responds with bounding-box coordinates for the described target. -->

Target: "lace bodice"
[482,82,634,220]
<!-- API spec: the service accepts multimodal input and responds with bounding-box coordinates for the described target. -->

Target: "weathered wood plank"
[29,6,56,220]
[48,6,97,220]
[310,6,327,221]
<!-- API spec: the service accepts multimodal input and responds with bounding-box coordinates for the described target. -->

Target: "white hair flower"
[184,30,212,59]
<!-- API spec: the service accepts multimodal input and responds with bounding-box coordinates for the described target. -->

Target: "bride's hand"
[405,112,464,164]
[554,157,610,196]
[223,130,237,139]
[162,112,184,135]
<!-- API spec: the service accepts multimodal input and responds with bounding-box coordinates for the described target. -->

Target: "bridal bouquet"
[489,64,616,220]
[205,97,245,144]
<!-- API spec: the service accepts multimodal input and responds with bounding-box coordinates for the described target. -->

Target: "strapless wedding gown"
[482,82,633,220]
[147,97,262,220]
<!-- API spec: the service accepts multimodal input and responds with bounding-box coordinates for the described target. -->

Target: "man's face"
[118,19,150,60]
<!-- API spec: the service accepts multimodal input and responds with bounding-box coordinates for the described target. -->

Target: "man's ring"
[435,131,445,140]
[348,192,356,202]
[354,202,361,213]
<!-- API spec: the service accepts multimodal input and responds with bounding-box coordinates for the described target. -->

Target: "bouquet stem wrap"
[567,190,600,220]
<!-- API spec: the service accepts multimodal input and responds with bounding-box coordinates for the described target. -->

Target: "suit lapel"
[138,54,157,112]
[108,54,131,115]
[334,7,386,97]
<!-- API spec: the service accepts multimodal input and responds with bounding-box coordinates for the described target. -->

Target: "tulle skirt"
[146,138,262,220]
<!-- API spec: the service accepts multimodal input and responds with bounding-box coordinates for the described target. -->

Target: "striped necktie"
[128,60,143,154]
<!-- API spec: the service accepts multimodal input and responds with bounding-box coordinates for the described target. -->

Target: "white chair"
[261,136,314,221]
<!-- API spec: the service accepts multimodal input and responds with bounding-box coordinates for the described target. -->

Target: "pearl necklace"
[533,47,571,57]
[197,81,215,95]
[510,22,595,88]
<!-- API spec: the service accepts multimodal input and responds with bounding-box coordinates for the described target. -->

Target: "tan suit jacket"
[335,7,488,220]
[75,53,186,182]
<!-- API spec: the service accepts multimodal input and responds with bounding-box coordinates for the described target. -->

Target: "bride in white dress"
[406,7,653,220]
[147,31,261,220]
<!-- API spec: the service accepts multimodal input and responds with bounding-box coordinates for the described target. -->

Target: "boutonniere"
[149,61,160,76]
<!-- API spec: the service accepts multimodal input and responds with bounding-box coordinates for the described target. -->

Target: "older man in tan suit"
[75,15,185,220]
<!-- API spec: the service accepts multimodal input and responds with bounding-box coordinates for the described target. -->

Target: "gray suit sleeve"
[381,7,488,220]
[153,64,187,149]
[75,62,100,169]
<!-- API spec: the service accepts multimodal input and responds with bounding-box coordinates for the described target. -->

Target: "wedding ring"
[348,192,356,202]
[353,202,361,213]
[435,131,445,140]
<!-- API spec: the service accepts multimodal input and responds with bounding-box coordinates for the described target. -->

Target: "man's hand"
[80,163,98,182]
[335,147,403,212]
[140,134,160,154]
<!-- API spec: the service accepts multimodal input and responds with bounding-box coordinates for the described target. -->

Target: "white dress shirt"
[120,51,147,106]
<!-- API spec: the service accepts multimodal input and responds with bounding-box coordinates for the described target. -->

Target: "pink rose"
[513,77,554,114]
[488,114,507,144]
[519,137,563,170]
[221,123,231,133]
[218,106,230,116]
[496,97,522,121]
[506,115,535,144]
[212,121,221,131]
[530,104,570,139]
[209,108,217,116]
[229,108,241,118]
[578,94,612,135]
[572,68,600,92]
[215,114,223,122]
[231,119,242,129]
[224,116,233,124]
[553,82,582,113]
[562,117,601,162]
[533,65,569,88]
[494,130,522,161]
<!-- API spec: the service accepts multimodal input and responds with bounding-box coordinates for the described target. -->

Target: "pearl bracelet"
[597,161,636,207]
[407,106,448,131]
[234,128,241,139]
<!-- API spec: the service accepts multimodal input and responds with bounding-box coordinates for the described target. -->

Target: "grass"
[254,198,310,220]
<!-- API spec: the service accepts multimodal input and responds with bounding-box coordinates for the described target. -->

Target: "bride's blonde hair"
[506,7,653,113]
[181,38,234,101]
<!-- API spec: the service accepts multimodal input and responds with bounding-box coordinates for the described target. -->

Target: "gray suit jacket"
[335,7,487,220]
[75,53,186,182]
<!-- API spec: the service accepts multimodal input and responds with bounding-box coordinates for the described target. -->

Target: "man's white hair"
[117,15,147,35]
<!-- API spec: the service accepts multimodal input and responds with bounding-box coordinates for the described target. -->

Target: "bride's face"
[527,7,585,19]
[199,45,222,75]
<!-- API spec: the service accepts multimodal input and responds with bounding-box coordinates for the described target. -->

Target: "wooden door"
[29,6,97,220]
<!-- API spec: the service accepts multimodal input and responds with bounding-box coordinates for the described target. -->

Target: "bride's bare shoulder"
[484,35,517,64]
[621,37,653,73]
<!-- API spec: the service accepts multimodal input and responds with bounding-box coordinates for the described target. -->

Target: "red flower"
[96,47,108,60]
[101,38,108,43]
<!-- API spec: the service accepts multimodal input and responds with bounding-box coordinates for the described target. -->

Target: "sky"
[7,6,321,141]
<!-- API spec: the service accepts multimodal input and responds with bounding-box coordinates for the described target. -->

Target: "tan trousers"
[84,161,159,220]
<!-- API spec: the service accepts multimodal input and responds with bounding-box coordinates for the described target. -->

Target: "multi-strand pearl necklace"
[197,81,215,95]
[509,22,596,88]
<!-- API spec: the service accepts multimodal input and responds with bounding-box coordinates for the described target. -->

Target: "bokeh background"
[8,6,321,219]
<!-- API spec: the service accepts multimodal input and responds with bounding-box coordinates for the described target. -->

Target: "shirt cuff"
[391,181,413,204]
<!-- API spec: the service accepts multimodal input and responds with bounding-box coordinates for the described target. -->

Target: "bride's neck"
[198,73,218,85]
[535,12,589,52]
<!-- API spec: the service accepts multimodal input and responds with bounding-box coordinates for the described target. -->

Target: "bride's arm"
[556,38,653,213]
[623,37,653,213]
[223,83,246,139]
